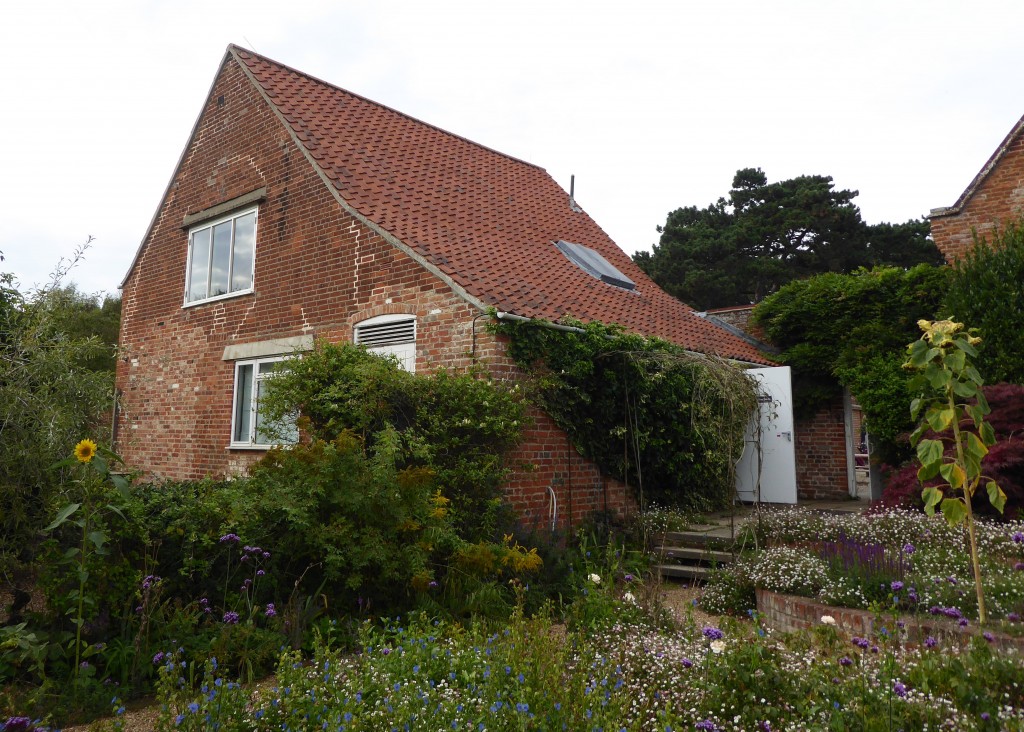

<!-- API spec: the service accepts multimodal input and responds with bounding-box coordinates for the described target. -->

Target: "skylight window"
[555,240,636,290]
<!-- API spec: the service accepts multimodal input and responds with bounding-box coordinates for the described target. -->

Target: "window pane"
[210,221,232,298]
[233,364,253,443]
[231,212,255,292]
[187,228,211,302]
[254,362,297,445]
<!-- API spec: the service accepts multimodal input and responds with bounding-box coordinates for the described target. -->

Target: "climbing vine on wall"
[491,316,759,511]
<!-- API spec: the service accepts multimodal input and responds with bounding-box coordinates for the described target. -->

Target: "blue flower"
[188,702,199,713]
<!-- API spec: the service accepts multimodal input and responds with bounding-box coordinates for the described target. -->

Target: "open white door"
[735,366,798,504]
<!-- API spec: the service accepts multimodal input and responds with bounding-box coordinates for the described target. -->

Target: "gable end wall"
[116,56,632,530]
[931,132,1024,261]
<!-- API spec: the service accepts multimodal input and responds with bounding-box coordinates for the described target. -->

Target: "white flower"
[589,573,601,585]
[710,640,726,654]
[821,615,836,625]
[623,592,636,605]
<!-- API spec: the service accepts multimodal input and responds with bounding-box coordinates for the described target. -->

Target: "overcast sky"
[3,0,1023,298]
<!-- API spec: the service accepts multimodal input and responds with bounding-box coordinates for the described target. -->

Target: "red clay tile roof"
[232,46,772,365]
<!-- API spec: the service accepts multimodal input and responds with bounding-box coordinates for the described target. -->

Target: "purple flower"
[152,651,165,664]
[903,543,915,555]
[223,611,240,624]
[265,603,276,617]
[958,618,969,628]
[925,636,937,648]
[702,626,724,641]
[1008,612,1020,622]
[890,580,903,592]
[256,569,265,576]
[893,681,907,698]
[681,658,693,668]
[2,718,33,732]
[1014,562,1024,571]
[428,581,439,588]
[839,656,853,666]
[983,631,995,643]
[696,720,719,731]
[1012,531,1024,544]
[982,712,991,721]
[80,660,90,669]
[263,551,271,559]
[219,533,240,544]
[852,636,870,649]
[624,573,635,582]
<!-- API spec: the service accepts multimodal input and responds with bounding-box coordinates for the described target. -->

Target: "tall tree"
[634,168,942,310]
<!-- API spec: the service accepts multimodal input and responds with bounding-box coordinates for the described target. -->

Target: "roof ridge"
[227,44,546,173]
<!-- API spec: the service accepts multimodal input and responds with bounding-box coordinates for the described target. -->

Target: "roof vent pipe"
[569,174,582,213]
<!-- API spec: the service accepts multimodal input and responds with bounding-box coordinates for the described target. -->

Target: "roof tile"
[233,47,771,365]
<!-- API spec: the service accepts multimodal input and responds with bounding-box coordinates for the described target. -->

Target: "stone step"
[657,530,736,549]
[655,564,711,580]
[656,546,733,565]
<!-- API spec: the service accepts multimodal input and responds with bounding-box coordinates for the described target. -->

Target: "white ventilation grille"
[355,318,416,347]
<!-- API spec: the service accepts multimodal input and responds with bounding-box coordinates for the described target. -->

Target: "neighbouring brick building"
[115,45,773,530]
[930,114,1024,261]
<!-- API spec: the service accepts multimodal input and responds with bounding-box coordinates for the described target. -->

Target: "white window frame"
[184,206,258,306]
[229,355,297,449]
[354,314,417,373]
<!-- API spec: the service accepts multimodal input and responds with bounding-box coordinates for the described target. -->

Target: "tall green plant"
[905,319,1006,623]
[45,439,132,680]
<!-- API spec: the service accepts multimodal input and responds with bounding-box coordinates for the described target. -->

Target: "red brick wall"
[115,55,632,531]
[931,130,1024,262]
[756,589,1024,652]
[794,393,850,501]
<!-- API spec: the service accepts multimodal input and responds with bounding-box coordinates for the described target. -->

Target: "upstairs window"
[355,314,417,372]
[185,208,257,304]
[231,356,298,448]
[555,240,636,290]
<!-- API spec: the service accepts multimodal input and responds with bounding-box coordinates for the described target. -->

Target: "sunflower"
[74,438,98,463]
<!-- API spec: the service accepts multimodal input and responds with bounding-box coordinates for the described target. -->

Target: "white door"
[735,366,798,504]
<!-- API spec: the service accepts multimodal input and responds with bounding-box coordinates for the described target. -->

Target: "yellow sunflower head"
[74,439,98,463]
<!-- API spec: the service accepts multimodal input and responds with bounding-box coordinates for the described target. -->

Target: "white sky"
[3,0,1024,298]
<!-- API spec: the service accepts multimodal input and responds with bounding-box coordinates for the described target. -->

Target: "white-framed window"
[230,356,298,448]
[354,314,417,372]
[185,207,257,305]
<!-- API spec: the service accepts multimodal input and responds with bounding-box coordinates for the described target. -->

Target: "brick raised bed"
[756,589,1024,654]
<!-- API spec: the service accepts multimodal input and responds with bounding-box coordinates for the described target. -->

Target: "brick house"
[115,45,772,529]
[930,113,1024,261]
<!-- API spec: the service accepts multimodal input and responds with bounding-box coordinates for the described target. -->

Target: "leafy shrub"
[235,429,452,614]
[753,265,949,463]
[494,318,758,511]
[0,272,114,579]
[943,222,1024,385]
[879,383,1024,519]
[259,341,525,537]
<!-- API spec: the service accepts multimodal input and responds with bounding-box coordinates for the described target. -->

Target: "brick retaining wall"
[756,589,1024,653]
